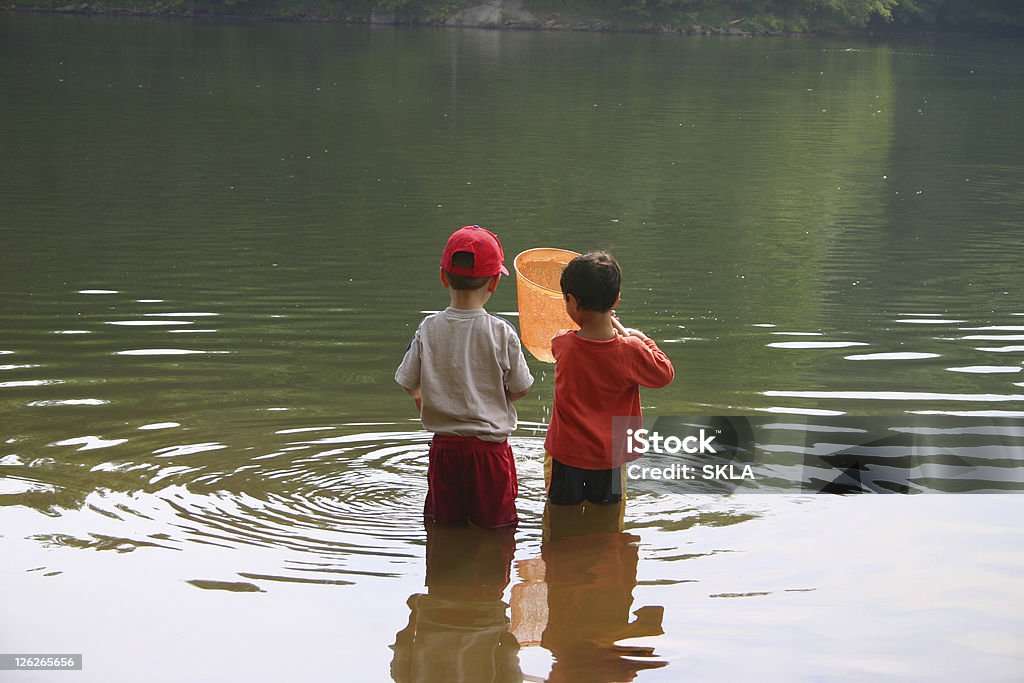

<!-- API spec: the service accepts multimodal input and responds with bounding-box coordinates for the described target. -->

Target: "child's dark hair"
[444,251,493,290]
[560,251,621,312]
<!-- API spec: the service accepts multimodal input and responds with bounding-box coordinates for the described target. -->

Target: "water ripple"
[768,341,869,349]
[764,390,1024,402]
[845,352,940,361]
[115,349,220,356]
[50,436,128,451]
[947,366,1022,374]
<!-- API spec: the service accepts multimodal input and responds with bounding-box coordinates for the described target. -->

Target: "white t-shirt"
[395,307,534,442]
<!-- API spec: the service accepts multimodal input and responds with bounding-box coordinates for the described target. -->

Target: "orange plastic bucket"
[514,248,580,363]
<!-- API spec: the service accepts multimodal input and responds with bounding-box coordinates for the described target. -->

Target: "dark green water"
[1,15,1023,682]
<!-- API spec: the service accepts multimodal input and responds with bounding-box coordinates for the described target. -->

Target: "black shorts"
[548,458,622,505]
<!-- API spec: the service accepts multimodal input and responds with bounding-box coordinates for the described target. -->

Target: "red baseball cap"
[440,225,510,277]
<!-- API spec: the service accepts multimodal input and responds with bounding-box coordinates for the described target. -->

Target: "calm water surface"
[1,15,1023,681]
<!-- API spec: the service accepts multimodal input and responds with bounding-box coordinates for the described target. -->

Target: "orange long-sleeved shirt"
[544,330,675,470]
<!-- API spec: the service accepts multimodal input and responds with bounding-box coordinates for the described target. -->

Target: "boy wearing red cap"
[545,251,675,505]
[396,225,534,528]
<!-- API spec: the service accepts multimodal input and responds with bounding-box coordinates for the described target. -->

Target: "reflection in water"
[513,503,667,682]
[390,504,670,683]
[391,524,523,683]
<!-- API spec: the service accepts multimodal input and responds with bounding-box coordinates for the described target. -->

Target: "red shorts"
[424,435,519,528]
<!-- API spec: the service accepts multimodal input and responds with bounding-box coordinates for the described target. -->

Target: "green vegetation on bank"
[4,0,1023,33]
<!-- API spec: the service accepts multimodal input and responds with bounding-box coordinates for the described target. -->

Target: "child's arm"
[507,387,529,402]
[403,386,423,412]
[503,328,535,403]
[395,325,424,413]
[634,336,675,388]
[613,315,675,388]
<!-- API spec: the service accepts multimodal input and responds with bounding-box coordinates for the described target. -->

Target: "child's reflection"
[512,502,667,683]
[391,523,523,683]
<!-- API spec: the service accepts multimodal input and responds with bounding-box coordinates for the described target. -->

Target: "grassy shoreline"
[0,4,786,35]
[3,0,1019,36]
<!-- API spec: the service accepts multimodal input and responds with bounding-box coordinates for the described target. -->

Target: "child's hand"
[611,312,628,336]
[624,328,650,341]
[612,312,649,341]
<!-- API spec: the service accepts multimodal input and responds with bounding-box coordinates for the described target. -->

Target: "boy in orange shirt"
[544,251,675,505]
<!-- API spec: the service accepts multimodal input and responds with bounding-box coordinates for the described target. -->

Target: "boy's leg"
[547,458,587,505]
[424,438,469,524]
[544,452,553,493]
[582,466,622,505]
[467,439,519,528]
